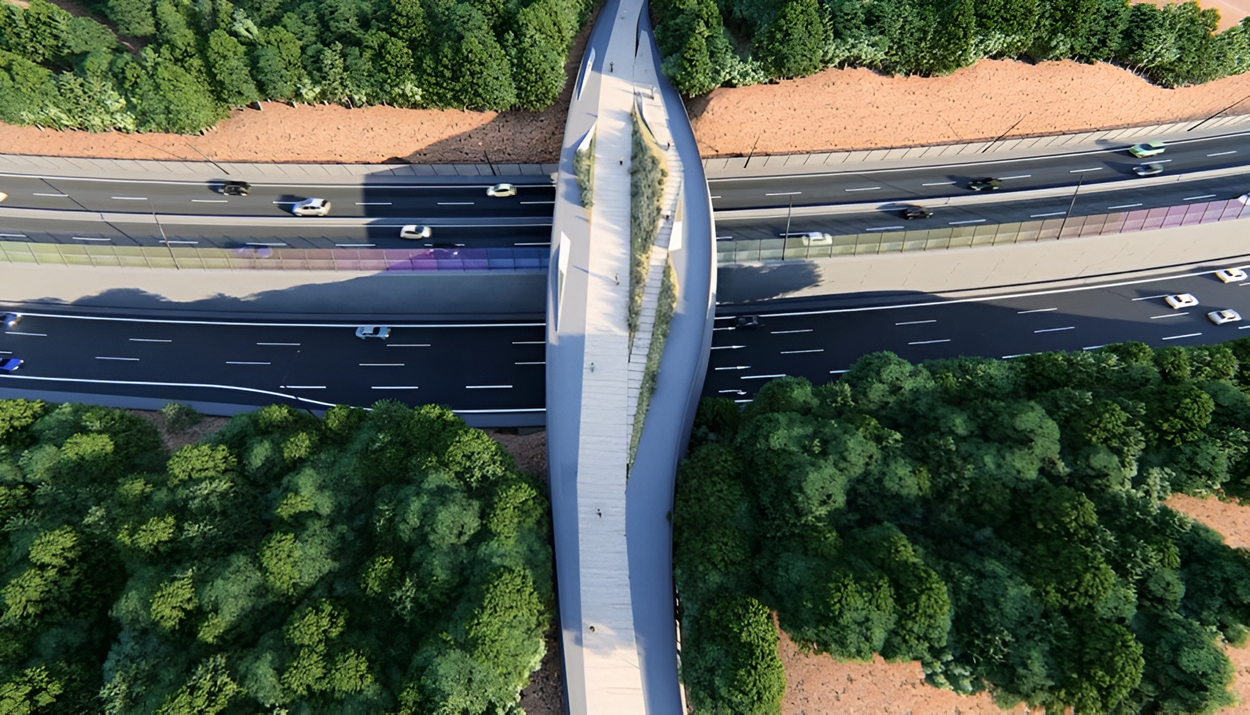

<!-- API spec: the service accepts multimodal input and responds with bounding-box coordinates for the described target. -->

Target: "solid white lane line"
[714,365,750,371]
[129,338,171,343]
[867,225,905,231]
[1132,294,1170,301]
[521,200,556,204]
[272,200,296,204]
[32,193,67,197]
[191,199,227,203]
[72,236,110,241]
[1031,211,1067,217]
[1162,333,1202,340]
[226,361,271,365]
[0,313,545,328]
[386,344,430,347]
[741,373,786,380]
[257,342,300,346]
[999,174,1032,179]
[710,345,745,350]
[0,233,27,238]
[922,181,956,186]
[246,242,287,247]
[360,363,404,366]
[96,356,139,361]
[908,339,951,345]
[1108,203,1143,210]
[713,327,735,331]
[163,240,198,245]
[780,349,824,354]
[335,243,375,247]
[1149,312,1188,319]
[437,202,475,205]
[372,385,420,390]
[514,242,551,246]
[765,191,802,196]
[515,361,546,365]
[949,218,986,225]
[355,202,392,206]
[513,341,545,344]
[466,384,512,389]
[845,187,881,192]
[1034,326,1075,333]
[1016,308,1057,314]
[0,374,336,408]
[1070,167,1103,172]
[111,196,147,201]
[283,385,326,389]
[1184,194,1217,201]
[771,329,813,334]
[896,319,936,325]
[7,332,45,337]
[1209,150,1238,156]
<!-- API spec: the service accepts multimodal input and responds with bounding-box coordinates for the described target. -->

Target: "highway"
[0,311,546,414]
[705,266,1250,399]
[709,131,1250,210]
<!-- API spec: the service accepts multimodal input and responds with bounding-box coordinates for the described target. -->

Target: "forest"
[652,0,1250,94]
[0,0,594,133]
[675,340,1250,714]
[0,399,553,714]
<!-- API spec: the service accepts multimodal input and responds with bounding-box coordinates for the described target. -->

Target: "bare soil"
[0,8,597,164]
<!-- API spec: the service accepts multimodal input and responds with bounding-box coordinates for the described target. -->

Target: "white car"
[1216,268,1248,283]
[1165,293,1199,309]
[790,231,832,246]
[0,191,7,203]
[400,225,433,239]
[1209,309,1242,325]
[486,183,517,198]
[291,198,331,216]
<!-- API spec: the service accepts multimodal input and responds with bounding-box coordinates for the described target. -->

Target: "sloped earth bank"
[775,494,1250,715]
[0,7,597,164]
[689,59,1250,158]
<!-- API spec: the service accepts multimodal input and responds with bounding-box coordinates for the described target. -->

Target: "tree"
[206,28,259,105]
[756,0,826,78]
[682,596,786,715]
[106,0,157,37]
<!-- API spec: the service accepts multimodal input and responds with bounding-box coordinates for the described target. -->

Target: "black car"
[221,181,251,196]
[0,357,23,373]
[900,206,933,220]
[735,315,761,330]
[967,178,1001,191]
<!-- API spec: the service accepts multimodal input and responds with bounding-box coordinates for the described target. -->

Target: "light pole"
[782,195,794,253]
[1056,174,1084,240]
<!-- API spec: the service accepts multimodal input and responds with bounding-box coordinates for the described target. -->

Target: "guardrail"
[0,242,550,271]
[716,199,1249,263]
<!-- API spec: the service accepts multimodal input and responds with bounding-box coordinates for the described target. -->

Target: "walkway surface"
[544,0,715,712]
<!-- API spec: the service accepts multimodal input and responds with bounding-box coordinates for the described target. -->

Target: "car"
[735,315,760,330]
[1128,140,1166,158]
[900,206,933,220]
[1209,309,1242,325]
[789,231,832,246]
[968,178,1001,191]
[1165,293,1199,309]
[1,313,19,328]
[1133,163,1164,177]
[220,181,251,196]
[0,191,7,203]
[0,358,22,373]
[400,225,433,239]
[355,325,391,340]
[486,183,517,198]
[1238,193,1250,205]
[1216,268,1248,283]
[291,198,331,216]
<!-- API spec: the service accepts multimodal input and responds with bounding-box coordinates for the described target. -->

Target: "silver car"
[1133,163,1164,177]
[486,183,517,197]
[292,198,331,216]
[355,326,391,339]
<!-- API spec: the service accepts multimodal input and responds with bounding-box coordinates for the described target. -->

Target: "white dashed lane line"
[896,320,936,325]
[1149,313,1188,319]
[1162,333,1203,341]
[908,339,951,345]
[1016,308,1056,314]
[129,338,171,343]
[1034,326,1075,333]
[226,361,271,365]
[96,356,139,361]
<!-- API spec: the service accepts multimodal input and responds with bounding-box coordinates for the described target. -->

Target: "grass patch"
[629,257,678,468]
[574,131,595,208]
[629,110,668,340]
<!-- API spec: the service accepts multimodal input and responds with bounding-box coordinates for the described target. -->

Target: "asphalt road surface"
[716,174,1250,241]
[0,312,546,413]
[709,131,1250,210]
[706,266,1250,399]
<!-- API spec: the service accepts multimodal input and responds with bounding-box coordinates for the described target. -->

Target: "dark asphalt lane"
[0,215,554,249]
[0,175,556,219]
[0,313,546,412]
[709,131,1250,210]
[716,174,1250,240]
[705,267,1250,399]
